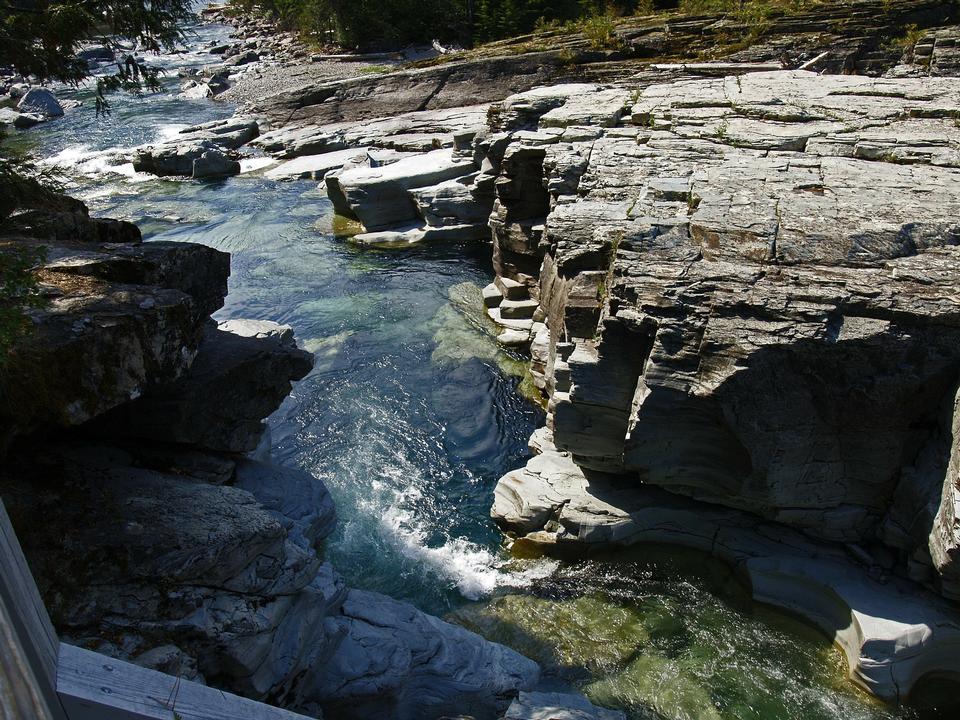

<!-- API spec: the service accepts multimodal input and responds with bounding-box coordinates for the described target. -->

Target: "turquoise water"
[11,10,950,719]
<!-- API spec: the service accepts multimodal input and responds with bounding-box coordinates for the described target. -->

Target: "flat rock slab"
[332,149,476,230]
[264,147,370,180]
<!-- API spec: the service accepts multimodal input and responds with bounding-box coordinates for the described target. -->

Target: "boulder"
[193,147,241,178]
[314,589,539,720]
[17,88,63,119]
[133,140,242,178]
[12,112,42,128]
[330,149,476,230]
[91,319,314,453]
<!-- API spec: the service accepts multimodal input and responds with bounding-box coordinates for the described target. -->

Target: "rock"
[315,589,539,719]
[0,107,21,126]
[264,148,370,181]
[497,329,531,348]
[193,147,242,178]
[490,446,960,704]
[1,440,536,720]
[133,645,204,684]
[91,319,314,453]
[458,66,960,705]
[495,276,528,300]
[503,691,625,720]
[490,70,960,567]
[12,112,42,128]
[253,105,488,159]
[178,117,260,150]
[233,459,337,548]
[499,299,538,320]
[134,140,242,178]
[330,149,476,230]
[482,282,504,308]
[77,45,114,64]
[0,197,229,438]
[17,88,63,119]
[181,82,213,99]
[229,49,260,66]
[133,119,258,178]
[410,173,492,227]
[7,82,29,99]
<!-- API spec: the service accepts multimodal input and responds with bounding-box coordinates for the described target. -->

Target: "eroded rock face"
[486,71,960,583]
[91,319,314,453]
[469,71,960,701]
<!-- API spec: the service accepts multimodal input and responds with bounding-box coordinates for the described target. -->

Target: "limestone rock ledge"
[477,70,960,705]
[491,441,960,703]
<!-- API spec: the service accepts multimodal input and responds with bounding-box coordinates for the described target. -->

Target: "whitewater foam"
[377,479,557,601]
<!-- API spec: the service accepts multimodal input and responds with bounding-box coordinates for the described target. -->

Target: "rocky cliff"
[0,194,539,719]
[231,17,960,702]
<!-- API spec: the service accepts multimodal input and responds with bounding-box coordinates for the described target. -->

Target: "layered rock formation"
[245,58,960,704]
[0,194,538,719]
[480,71,960,702]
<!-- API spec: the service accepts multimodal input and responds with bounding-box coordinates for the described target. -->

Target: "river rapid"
[8,9,939,720]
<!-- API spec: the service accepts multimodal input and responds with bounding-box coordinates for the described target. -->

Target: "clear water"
[9,10,944,720]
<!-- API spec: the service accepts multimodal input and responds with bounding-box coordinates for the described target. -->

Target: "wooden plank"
[0,595,56,720]
[0,499,66,719]
[57,643,316,720]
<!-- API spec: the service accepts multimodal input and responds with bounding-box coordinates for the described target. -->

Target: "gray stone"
[193,148,241,178]
[503,691,625,720]
[330,149,476,230]
[315,589,539,720]
[91,319,313,453]
[482,282,504,308]
[17,88,63,119]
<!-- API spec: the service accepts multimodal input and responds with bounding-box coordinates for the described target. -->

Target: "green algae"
[428,281,544,406]
[449,550,912,720]
[451,593,652,675]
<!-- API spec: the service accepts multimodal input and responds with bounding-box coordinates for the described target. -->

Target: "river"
[7,10,936,720]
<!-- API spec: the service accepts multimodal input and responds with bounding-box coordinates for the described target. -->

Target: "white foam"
[42,144,142,179]
[376,478,558,601]
[156,123,189,142]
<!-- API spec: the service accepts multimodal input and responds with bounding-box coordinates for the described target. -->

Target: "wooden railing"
[0,500,314,720]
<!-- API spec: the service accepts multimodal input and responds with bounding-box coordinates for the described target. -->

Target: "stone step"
[498,329,531,348]
[486,307,534,332]
[499,298,539,319]
[494,275,529,300]
[482,282,503,308]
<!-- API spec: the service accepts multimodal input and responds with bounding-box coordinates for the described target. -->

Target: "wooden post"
[0,499,66,719]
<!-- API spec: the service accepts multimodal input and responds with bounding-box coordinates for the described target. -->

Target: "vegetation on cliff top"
[232,0,836,48]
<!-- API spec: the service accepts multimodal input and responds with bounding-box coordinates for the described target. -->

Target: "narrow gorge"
[2,1,960,719]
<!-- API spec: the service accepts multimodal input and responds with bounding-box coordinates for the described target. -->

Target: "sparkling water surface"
[10,12,943,719]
